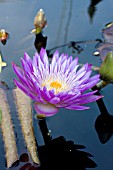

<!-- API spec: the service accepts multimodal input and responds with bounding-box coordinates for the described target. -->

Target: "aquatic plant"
[93,51,113,90]
[0,29,9,45]
[99,51,113,83]
[12,48,102,117]
[31,9,47,34]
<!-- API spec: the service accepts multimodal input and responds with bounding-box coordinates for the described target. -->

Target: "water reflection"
[0,0,113,169]
[34,32,47,53]
[0,81,9,89]
[34,31,84,56]
[94,91,113,144]
[88,0,102,23]
[38,136,97,170]
[63,0,73,45]
[8,117,97,170]
[10,153,39,170]
[37,119,97,170]
[55,0,73,46]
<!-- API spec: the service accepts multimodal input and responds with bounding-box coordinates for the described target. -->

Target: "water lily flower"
[12,48,102,117]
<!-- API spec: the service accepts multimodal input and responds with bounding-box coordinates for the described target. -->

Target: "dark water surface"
[0,0,113,170]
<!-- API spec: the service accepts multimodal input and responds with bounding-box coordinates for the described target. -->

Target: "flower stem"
[92,80,109,91]
[38,118,52,145]
[95,95,109,115]
[92,88,109,115]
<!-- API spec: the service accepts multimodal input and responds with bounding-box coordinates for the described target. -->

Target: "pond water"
[0,0,113,170]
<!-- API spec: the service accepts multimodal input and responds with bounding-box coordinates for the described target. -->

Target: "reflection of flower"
[12,48,102,117]
[38,136,97,170]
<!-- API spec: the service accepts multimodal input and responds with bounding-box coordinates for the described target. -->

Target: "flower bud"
[99,51,113,83]
[34,9,47,30]
[0,29,9,45]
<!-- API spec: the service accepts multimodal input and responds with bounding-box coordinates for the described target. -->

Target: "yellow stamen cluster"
[50,81,62,89]
[41,73,69,94]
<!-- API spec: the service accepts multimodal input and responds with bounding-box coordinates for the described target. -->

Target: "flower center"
[50,81,62,89]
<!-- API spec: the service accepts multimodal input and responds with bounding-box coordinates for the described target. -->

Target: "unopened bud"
[99,51,113,83]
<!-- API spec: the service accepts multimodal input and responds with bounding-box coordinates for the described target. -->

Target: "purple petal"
[21,58,32,73]
[39,48,49,69]
[61,58,69,73]
[65,105,90,110]
[87,74,100,83]
[24,52,32,65]
[33,52,39,67]
[41,86,52,101]
[59,92,81,104]
[49,97,60,104]
[65,58,78,75]
[76,90,98,99]
[34,102,59,116]
[56,53,66,70]
[14,79,36,99]
[39,48,46,60]
[12,63,35,92]
[77,70,92,85]
[73,95,102,105]
[50,50,59,73]
[76,63,90,76]
[12,63,26,83]
[74,71,86,81]
[81,79,100,92]
[14,79,47,103]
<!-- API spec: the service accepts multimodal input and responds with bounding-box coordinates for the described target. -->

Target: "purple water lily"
[12,48,102,117]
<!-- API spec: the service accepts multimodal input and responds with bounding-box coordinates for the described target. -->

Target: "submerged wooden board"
[13,87,40,165]
[0,88,18,168]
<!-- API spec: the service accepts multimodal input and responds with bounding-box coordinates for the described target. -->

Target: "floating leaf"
[102,23,113,43]
[0,88,18,168]
[97,43,113,61]
[13,87,40,165]
[96,22,113,61]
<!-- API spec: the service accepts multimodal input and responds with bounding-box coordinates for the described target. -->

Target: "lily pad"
[97,43,113,61]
